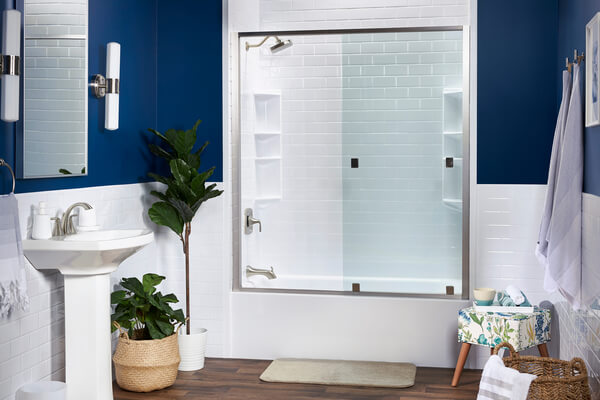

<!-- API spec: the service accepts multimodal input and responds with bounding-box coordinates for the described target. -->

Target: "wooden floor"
[113,358,481,399]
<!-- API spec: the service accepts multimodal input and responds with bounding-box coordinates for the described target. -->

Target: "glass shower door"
[341,30,465,296]
[237,28,468,297]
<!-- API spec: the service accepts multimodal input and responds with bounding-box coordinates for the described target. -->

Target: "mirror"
[18,0,88,178]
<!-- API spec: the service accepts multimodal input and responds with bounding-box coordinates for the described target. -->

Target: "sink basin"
[23,229,154,275]
[23,229,154,400]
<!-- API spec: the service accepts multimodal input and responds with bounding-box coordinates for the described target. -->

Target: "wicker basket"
[492,342,591,400]
[112,322,181,392]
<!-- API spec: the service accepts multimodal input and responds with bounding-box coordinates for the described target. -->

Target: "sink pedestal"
[64,273,113,400]
[22,229,154,400]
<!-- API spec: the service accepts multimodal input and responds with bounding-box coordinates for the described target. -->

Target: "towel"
[0,194,29,317]
[505,285,525,305]
[544,64,584,309]
[477,355,536,400]
[536,70,572,266]
[496,291,531,307]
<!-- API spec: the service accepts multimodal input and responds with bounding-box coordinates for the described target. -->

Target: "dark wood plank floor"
[113,358,481,399]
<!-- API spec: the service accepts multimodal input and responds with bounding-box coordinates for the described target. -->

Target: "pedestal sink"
[23,229,154,400]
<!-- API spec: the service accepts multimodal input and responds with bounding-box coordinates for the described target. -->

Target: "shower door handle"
[244,208,262,234]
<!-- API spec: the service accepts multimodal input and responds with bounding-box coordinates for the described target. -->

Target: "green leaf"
[59,168,72,175]
[145,318,166,340]
[171,309,185,323]
[111,290,127,305]
[148,202,183,235]
[120,277,145,298]
[167,198,196,222]
[161,293,178,303]
[191,189,224,213]
[166,129,196,158]
[169,159,193,184]
[147,127,168,142]
[155,319,174,336]
[148,143,174,161]
[148,173,171,186]
[142,273,165,294]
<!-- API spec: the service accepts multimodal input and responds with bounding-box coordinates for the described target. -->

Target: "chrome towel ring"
[0,158,16,194]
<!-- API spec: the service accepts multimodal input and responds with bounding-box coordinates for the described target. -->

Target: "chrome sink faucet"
[58,202,93,235]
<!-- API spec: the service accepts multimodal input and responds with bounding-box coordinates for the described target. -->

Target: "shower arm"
[245,36,281,51]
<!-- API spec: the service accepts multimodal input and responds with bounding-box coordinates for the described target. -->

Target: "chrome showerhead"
[245,36,293,53]
[269,38,293,53]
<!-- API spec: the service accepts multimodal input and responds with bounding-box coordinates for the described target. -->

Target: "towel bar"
[0,158,15,194]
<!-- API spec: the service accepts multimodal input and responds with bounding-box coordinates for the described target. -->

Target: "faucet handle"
[244,208,262,234]
[51,217,63,237]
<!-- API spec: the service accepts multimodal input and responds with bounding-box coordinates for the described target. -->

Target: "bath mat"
[259,359,416,388]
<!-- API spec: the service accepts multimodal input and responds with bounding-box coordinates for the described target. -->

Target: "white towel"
[544,64,584,309]
[505,285,525,306]
[536,70,572,266]
[477,355,536,400]
[0,194,29,317]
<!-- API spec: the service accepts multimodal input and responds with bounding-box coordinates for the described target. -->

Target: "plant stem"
[185,222,191,335]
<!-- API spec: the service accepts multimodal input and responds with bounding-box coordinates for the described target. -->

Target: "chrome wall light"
[89,42,120,130]
[1,10,21,123]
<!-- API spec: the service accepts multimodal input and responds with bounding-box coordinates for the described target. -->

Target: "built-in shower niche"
[253,92,282,202]
[254,93,281,133]
[442,89,463,212]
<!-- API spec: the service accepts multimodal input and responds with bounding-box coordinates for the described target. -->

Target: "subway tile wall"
[259,0,469,30]
[472,185,600,396]
[0,183,224,400]
[553,193,600,397]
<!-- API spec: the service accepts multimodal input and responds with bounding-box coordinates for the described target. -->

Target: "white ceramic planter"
[178,328,207,371]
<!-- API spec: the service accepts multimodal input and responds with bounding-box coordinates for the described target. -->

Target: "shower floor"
[113,358,482,399]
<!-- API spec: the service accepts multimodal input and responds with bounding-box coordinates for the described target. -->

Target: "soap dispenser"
[32,201,52,240]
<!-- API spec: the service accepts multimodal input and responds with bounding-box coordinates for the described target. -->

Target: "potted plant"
[110,273,185,392]
[146,119,223,371]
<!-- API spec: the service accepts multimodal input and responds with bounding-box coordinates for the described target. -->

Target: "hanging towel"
[536,70,572,267]
[477,355,536,400]
[544,64,584,309]
[0,194,29,317]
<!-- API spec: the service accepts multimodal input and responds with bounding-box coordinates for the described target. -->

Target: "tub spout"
[246,265,277,280]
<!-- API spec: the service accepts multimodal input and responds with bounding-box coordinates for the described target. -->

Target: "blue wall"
[0,0,223,194]
[558,0,600,196]
[157,0,223,182]
[478,0,559,185]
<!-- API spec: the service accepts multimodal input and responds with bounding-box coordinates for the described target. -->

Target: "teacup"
[473,288,496,306]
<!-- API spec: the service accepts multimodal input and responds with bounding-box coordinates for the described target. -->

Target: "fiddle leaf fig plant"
[146,119,223,335]
[110,273,185,340]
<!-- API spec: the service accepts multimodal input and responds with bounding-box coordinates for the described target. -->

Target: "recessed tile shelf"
[254,93,281,133]
[442,88,463,212]
[253,92,282,203]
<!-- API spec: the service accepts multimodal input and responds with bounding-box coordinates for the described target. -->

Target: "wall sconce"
[1,10,21,123]
[90,42,120,130]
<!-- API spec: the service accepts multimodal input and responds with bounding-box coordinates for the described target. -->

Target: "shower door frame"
[232,26,471,300]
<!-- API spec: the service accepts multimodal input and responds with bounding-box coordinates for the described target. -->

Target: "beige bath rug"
[259,358,416,388]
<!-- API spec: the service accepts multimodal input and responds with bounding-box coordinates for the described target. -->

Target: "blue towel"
[496,291,531,307]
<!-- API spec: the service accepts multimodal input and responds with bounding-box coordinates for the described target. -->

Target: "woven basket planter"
[493,342,591,400]
[112,322,181,392]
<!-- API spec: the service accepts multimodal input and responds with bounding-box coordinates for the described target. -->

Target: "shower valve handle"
[244,208,262,234]
[247,215,262,232]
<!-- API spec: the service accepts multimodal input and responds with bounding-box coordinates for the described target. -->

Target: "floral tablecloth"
[458,306,551,352]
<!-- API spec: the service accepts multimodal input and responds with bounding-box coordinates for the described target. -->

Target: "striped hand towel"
[477,355,536,400]
[0,194,29,317]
